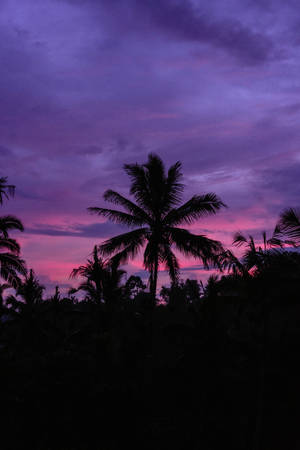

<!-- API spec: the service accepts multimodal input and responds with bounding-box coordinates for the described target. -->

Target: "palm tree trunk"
[150,254,158,300]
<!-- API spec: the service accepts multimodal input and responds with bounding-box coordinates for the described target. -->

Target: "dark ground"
[0,296,299,450]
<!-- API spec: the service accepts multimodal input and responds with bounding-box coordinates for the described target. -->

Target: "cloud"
[25,221,126,238]
[63,0,275,65]
[254,159,300,214]
[0,146,13,159]
[133,0,274,65]
[1,0,300,290]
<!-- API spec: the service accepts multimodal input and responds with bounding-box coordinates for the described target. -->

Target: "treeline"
[1,155,300,450]
[1,254,300,450]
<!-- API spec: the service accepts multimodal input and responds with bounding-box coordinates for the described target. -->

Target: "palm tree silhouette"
[88,154,226,298]
[0,177,26,287]
[6,269,44,312]
[0,215,26,287]
[70,246,126,303]
[226,230,284,276]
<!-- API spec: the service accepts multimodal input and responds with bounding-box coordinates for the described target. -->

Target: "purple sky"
[1,0,300,293]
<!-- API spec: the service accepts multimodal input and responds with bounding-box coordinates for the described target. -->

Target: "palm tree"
[6,269,44,313]
[229,230,284,275]
[0,215,26,287]
[0,177,15,204]
[88,154,226,298]
[70,246,126,303]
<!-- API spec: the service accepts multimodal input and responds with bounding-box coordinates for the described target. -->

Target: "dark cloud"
[133,0,274,65]
[177,264,206,272]
[26,221,126,238]
[255,160,300,213]
[70,0,275,64]
[0,146,13,158]
[25,222,127,239]
[79,145,103,155]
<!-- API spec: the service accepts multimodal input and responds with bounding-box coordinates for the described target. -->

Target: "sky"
[1,0,300,293]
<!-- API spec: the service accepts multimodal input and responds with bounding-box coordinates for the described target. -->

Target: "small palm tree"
[89,154,226,298]
[70,246,126,303]
[6,269,44,313]
[230,230,284,275]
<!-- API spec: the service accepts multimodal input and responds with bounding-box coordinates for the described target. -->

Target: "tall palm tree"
[88,154,226,298]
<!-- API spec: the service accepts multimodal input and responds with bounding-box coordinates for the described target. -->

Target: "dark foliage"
[1,260,300,450]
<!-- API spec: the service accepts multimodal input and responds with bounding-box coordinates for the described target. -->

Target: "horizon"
[2,0,300,293]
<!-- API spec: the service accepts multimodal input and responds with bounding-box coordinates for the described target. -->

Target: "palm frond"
[164,193,226,226]
[232,232,248,247]
[169,227,223,268]
[276,208,300,244]
[100,228,148,257]
[0,252,26,288]
[124,163,153,212]
[88,207,145,227]
[162,161,184,212]
[0,215,24,237]
[267,236,284,248]
[0,238,20,254]
[103,190,151,224]
[109,240,144,266]
[161,244,180,284]
[219,249,247,276]
[70,265,90,279]
[0,253,26,275]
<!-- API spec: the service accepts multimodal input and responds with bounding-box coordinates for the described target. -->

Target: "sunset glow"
[2,0,300,292]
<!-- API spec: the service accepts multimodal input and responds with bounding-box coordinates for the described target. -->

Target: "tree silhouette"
[221,230,285,277]
[89,154,225,298]
[6,269,44,313]
[49,286,61,305]
[0,186,26,287]
[0,218,26,286]
[70,245,126,303]
[123,275,146,300]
